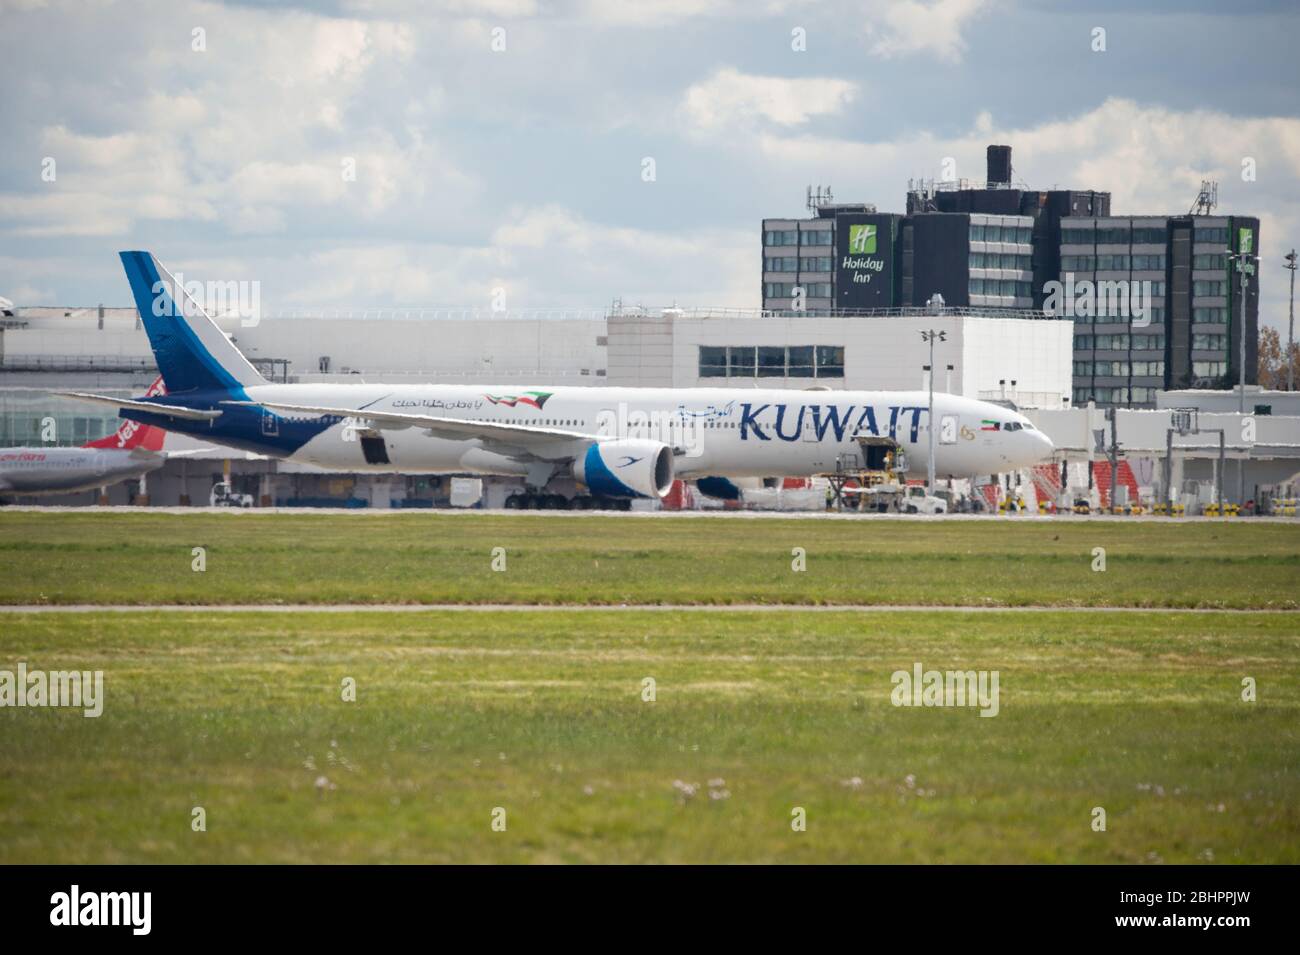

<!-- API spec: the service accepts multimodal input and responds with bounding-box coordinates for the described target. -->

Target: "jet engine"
[573,440,674,499]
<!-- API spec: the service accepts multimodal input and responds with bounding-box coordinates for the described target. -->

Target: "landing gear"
[503,491,632,510]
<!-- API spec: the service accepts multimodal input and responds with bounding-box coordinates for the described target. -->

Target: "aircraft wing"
[160,446,225,458]
[54,392,222,422]
[225,400,597,458]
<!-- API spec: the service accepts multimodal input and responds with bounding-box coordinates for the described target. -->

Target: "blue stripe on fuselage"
[121,394,334,457]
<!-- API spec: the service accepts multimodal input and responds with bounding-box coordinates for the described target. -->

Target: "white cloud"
[252,206,756,309]
[864,0,991,63]
[0,3,473,240]
[682,68,856,131]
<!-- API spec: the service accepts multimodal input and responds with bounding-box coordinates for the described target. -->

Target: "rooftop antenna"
[1189,180,1218,216]
[806,184,834,213]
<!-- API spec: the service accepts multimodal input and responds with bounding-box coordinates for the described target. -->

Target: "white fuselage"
[244,383,1053,480]
[0,447,161,494]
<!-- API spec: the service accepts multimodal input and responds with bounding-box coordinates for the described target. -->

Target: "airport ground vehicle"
[209,482,254,507]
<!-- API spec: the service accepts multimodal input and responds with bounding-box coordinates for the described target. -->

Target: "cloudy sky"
[1,0,1298,328]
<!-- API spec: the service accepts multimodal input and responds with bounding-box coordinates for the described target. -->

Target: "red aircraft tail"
[82,376,167,451]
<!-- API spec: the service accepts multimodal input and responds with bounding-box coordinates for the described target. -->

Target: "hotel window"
[1132,228,1166,244]
[764,230,798,247]
[970,223,985,241]
[1133,334,1165,351]
[1193,307,1229,324]
[1193,333,1227,351]
[1193,253,1227,270]
[799,230,832,247]
[969,278,985,295]
[1193,361,1227,378]
[764,256,799,272]
[1193,280,1227,296]
[1195,228,1229,246]
[985,225,1002,242]
[1131,254,1165,270]
[1097,254,1130,271]
[1061,226,1095,245]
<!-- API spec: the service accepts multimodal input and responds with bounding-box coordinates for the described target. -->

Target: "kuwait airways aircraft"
[59,252,1053,505]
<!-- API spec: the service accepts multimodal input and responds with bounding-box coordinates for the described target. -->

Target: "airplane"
[58,251,1054,508]
[1,377,170,498]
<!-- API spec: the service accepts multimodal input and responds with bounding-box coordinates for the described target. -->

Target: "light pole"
[1228,246,1259,505]
[1286,249,1297,392]
[921,329,947,492]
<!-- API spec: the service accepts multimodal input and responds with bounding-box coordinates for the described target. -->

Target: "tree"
[1258,326,1300,390]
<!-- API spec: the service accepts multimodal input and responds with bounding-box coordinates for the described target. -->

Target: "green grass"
[1,610,1296,863]
[1,512,1298,607]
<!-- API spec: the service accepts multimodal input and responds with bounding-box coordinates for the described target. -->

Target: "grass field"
[1,609,1296,863]
[1,511,1298,607]
[1,512,1297,863]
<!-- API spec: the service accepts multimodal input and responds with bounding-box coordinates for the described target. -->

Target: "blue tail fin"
[119,251,266,396]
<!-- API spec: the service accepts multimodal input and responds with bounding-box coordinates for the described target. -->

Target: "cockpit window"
[1004,421,1022,432]
[1021,422,1034,431]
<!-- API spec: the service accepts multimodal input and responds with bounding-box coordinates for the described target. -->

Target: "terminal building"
[761,146,1261,409]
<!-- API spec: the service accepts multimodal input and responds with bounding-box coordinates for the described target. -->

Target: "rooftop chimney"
[987,145,1012,186]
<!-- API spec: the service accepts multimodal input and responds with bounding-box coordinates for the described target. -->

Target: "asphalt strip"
[0,604,1294,614]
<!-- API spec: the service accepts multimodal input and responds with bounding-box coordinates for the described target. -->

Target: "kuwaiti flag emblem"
[484,390,553,409]
[980,419,1000,431]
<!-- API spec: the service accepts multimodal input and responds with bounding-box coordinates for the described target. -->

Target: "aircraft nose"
[1034,429,1055,458]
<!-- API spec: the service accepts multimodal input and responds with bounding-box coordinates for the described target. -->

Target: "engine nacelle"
[574,439,674,499]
